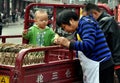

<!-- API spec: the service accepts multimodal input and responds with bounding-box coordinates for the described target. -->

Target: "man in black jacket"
[84,3,120,83]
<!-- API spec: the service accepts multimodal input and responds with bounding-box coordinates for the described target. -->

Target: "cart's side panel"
[13,46,83,83]
[23,59,83,83]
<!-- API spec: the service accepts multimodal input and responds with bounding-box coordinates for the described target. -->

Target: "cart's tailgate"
[23,59,83,83]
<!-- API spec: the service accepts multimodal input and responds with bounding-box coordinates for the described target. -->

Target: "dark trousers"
[115,69,120,83]
[100,65,114,83]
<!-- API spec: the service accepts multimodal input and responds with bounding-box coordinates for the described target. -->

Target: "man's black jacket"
[97,12,120,65]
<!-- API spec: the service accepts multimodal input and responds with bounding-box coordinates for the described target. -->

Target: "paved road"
[0,18,24,44]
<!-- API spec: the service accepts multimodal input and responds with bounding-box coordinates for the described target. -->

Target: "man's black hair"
[84,3,101,12]
[56,10,79,27]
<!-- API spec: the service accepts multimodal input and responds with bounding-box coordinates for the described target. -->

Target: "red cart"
[0,3,114,83]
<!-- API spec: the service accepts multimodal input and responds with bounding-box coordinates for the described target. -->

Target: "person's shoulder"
[80,15,96,24]
[45,26,52,30]
[100,12,114,21]
[100,15,117,26]
[101,16,113,21]
[44,26,55,35]
[28,25,38,32]
[44,26,54,32]
[29,24,37,29]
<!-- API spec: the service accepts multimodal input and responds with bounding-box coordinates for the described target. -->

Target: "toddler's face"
[36,13,48,29]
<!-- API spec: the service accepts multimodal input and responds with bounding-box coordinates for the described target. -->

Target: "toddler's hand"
[23,29,28,35]
[54,34,60,44]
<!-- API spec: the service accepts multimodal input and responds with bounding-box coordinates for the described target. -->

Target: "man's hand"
[54,37,70,48]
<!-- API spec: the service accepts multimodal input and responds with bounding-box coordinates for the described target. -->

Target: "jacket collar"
[97,12,104,22]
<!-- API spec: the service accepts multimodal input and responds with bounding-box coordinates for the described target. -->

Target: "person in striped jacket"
[54,10,114,83]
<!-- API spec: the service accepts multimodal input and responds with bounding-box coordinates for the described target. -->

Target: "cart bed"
[0,46,83,83]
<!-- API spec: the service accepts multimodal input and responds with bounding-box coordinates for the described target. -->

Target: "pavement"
[2,18,24,35]
[0,18,24,44]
